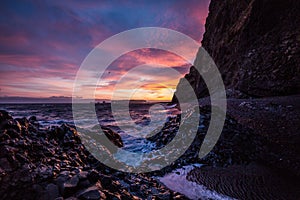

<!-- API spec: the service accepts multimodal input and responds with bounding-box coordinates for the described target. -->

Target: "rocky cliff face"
[172,66,207,102]
[172,0,300,180]
[173,0,300,100]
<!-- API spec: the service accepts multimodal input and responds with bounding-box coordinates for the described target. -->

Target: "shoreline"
[0,94,299,199]
[187,163,300,200]
[0,110,188,199]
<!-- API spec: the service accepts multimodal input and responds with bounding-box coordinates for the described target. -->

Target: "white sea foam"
[158,164,236,200]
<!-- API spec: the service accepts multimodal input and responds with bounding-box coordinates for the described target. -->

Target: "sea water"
[0,103,232,199]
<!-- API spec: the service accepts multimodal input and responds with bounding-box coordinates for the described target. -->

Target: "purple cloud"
[0,0,210,99]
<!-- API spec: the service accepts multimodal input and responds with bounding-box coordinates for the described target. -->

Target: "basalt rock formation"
[173,0,300,100]
[172,0,300,191]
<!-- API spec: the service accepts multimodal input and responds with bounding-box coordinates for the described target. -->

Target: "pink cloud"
[0,0,210,100]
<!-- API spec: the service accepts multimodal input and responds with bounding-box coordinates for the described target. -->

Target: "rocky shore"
[185,95,300,200]
[171,0,300,198]
[0,110,188,200]
[3,95,297,200]
[0,103,243,199]
[1,1,299,198]
[1,90,299,200]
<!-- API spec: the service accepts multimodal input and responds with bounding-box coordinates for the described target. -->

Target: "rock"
[49,126,66,141]
[173,0,300,99]
[78,179,92,189]
[87,170,100,183]
[172,66,208,103]
[15,117,29,128]
[101,127,123,148]
[0,158,13,172]
[57,174,79,197]
[29,116,37,122]
[1,119,22,135]
[33,184,44,197]
[103,193,120,200]
[0,110,190,199]
[156,191,171,199]
[78,171,89,180]
[15,153,29,164]
[65,197,79,200]
[0,132,10,141]
[0,110,13,122]
[6,128,20,138]
[56,175,66,188]
[78,187,105,200]
[98,175,112,189]
[43,183,60,200]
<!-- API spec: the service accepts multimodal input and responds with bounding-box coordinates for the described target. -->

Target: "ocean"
[0,102,233,199]
[0,102,179,161]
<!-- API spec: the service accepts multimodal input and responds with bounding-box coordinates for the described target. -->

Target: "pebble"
[78,187,105,200]
[0,110,185,199]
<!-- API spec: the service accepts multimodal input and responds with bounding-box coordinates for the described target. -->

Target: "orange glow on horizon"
[90,49,189,101]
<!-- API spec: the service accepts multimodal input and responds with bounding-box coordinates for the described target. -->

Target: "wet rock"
[62,175,80,197]
[49,126,66,141]
[33,184,45,197]
[65,197,79,200]
[87,170,100,183]
[0,110,13,123]
[172,66,208,102]
[98,174,112,189]
[78,171,88,180]
[156,191,171,199]
[6,128,21,139]
[78,179,92,189]
[101,127,123,148]
[15,117,30,129]
[15,153,29,164]
[0,112,189,199]
[29,116,37,122]
[43,183,60,200]
[175,0,300,99]
[78,187,105,200]
[0,131,10,141]
[0,158,13,172]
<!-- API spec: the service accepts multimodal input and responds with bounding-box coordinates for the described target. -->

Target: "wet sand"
[199,95,300,176]
[187,163,300,200]
[188,95,300,199]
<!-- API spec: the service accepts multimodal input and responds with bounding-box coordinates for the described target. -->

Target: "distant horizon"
[0,96,171,104]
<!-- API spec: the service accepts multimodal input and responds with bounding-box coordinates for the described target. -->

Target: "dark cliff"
[173,0,300,100]
[173,0,300,178]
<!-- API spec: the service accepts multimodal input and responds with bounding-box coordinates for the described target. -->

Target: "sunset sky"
[0,0,210,101]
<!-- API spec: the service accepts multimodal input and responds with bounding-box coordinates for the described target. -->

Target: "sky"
[0,0,210,102]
